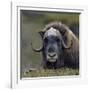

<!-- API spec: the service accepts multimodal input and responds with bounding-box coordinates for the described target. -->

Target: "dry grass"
[22,67,79,77]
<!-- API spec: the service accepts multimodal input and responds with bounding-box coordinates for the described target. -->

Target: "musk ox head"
[31,22,78,69]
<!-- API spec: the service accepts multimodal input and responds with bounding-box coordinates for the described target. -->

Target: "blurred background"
[20,10,80,77]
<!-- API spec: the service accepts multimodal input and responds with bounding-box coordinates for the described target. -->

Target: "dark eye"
[56,38,60,42]
[44,38,48,43]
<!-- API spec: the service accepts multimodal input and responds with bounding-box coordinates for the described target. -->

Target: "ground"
[22,67,79,77]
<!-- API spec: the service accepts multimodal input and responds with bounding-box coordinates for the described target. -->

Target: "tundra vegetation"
[21,10,79,78]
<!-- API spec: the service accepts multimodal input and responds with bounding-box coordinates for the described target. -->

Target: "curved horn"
[61,39,72,49]
[31,42,43,52]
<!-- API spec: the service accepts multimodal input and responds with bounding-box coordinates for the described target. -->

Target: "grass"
[22,67,79,77]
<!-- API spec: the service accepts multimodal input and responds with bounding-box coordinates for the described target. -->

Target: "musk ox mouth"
[47,58,57,62]
[47,53,58,62]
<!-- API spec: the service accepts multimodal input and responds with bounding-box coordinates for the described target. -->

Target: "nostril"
[48,53,56,57]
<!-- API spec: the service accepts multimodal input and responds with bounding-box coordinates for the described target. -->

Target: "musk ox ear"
[38,31,45,38]
[58,24,68,35]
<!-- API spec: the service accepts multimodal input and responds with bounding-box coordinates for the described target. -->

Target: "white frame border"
[11,1,88,88]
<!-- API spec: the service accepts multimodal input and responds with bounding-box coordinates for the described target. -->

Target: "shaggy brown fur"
[39,22,79,68]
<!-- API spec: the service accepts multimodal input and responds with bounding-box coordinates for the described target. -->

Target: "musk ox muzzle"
[31,22,79,69]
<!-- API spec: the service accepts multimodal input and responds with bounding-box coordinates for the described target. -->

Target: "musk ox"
[31,22,79,69]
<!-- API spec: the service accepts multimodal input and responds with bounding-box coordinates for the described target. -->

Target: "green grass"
[22,67,79,77]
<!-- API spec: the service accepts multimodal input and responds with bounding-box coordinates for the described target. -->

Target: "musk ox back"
[31,22,79,69]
